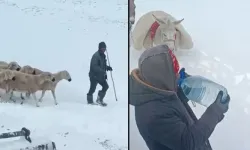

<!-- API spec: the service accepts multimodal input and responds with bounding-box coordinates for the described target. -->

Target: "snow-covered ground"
[130,0,250,150]
[0,0,128,149]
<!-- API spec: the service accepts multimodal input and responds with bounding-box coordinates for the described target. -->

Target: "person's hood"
[130,45,178,106]
[98,42,106,49]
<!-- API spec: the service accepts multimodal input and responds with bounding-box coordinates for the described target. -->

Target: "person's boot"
[87,95,95,105]
[96,91,107,106]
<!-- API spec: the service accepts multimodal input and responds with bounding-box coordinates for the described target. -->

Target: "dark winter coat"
[129,45,222,150]
[89,51,107,82]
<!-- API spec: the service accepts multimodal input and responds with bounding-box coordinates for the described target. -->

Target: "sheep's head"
[16,65,21,71]
[16,66,21,71]
[33,68,43,75]
[5,70,15,80]
[60,70,72,82]
[152,14,184,51]
[21,65,35,74]
[0,70,15,81]
[8,61,21,71]
[32,68,38,75]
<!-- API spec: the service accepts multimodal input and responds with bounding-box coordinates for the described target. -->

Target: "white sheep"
[12,70,55,100]
[20,65,36,75]
[6,71,55,107]
[7,65,35,101]
[19,65,51,99]
[19,66,47,99]
[38,70,72,105]
[0,61,21,71]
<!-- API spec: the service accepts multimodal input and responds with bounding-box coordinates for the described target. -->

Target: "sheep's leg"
[20,99,24,105]
[0,94,6,103]
[9,91,13,99]
[31,93,39,107]
[38,91,46,102]
[5,89,10,97]
[9,91,16,103]
[51,90,58,105]
[20,93,25,100]
[20,92,25,105]
[5,84,9,94]
[25,92,31,99]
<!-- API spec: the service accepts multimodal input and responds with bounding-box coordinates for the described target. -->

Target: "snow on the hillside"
[0,0,128,149]
[130,0,250,150]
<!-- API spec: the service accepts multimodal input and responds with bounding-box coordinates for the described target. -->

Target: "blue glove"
[178,68,188,87]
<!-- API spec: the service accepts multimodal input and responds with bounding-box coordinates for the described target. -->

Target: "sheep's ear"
[152,14,166,25]
[173,18,184,25]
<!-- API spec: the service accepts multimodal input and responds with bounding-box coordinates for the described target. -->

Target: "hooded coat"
[88,42,108,82]
[129,45,222,150]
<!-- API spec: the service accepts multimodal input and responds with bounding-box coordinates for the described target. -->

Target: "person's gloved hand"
[179,68,191,78]
[106,66,113,71]
[208,91,230,122]
[178,68,191,87]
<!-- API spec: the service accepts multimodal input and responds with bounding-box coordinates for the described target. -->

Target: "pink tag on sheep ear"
[150,21,160,40]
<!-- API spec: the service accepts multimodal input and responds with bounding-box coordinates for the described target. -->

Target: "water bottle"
[179,69,228,107]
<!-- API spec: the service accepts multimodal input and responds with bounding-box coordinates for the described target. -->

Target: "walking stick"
[106,50,118,101]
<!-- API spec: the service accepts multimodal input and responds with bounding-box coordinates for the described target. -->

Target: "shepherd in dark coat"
[87,42,113,106]
[129,44,230,150]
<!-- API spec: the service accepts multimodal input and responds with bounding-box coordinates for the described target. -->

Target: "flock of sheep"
[0,61,72,107]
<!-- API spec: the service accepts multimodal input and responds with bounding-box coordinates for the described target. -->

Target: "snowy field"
[130,0,250,150]
[0,0,128,149]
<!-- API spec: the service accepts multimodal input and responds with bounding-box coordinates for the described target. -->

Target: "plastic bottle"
[179,75,228,107]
